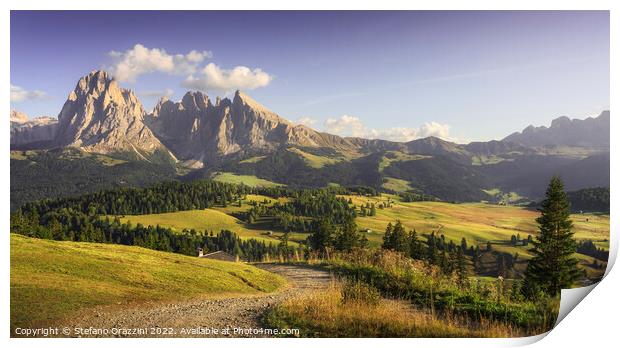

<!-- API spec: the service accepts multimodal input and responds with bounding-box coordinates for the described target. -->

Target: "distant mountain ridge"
[9,70,611,203]
[503,111,609,147]
[10,111,58,146]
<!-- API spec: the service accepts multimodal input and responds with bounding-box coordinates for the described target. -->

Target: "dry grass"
[267,280,522,337]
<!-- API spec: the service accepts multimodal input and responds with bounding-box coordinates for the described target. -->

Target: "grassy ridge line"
[211,172,284,187]
[10,234,287,330]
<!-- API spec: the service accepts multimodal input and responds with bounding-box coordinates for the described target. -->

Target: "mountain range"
[10,70,610,207]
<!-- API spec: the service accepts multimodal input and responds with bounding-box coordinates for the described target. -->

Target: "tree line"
[11,209,300,262]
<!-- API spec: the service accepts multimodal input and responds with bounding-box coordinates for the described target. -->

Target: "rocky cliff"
[54,70,171,160]
[10,111,58,146]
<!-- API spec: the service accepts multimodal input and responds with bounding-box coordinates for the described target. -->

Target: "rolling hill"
[10,234,286,331]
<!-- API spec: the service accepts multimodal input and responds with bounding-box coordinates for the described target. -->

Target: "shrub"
[341,279,381,306]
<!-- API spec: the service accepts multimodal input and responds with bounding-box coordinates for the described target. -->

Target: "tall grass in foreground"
[281,249,559,336]
[264,279,522,337]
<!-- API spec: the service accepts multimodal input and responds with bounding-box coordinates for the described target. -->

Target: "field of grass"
[11,150,128,166]
[10,150,38,161]
[471,155,511,165]
[265,280,519,337]
[239,155,267,164]
[114,194,305,246]
[115,191,607,267]
[209,194,286,215]
[287,147,341,168]
[10,234,286,330]
[482,188,525,204]
[378,151,429,172]
[339,194,610,249]
[381,177,413,192]
[115,208,301,245]
[211,172,284,188]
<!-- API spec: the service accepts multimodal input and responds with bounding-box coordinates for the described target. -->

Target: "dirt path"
[61,264,331,338]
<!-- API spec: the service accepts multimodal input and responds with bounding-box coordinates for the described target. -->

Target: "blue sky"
[10,11,609,142]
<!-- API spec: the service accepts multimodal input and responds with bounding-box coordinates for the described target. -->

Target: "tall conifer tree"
[523,176,581,297]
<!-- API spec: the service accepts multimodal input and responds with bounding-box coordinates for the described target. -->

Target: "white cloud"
[10,84,47,102]
[324,115,368,137]
[322,115,453,142]
[139,88,175,98]
[417,121,451,139]
[182,63,273,93]
[108,44,213,82]
[296,117,318,127]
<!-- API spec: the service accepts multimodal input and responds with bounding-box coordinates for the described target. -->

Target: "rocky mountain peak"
[504,110,610,147]
[181,91,211,111]
[550,115,572,128]
[10,110,29,124]
[53,70,169,159]
[10,110,59,146]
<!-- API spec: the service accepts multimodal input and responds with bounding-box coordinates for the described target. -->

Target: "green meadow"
[114,191,608,262]
[10,234,286,330]
[211,172,284,187]
[116,209,302,245]
[340,194,609,249]
[114,194,301,245]
[287,147,342,168]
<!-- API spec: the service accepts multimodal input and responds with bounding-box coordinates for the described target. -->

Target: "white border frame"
[2,1,616,347]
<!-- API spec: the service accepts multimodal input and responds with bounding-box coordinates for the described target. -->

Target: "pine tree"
[409,230,423,260]
[390,220,409,253]
[456,247,468,288]
[308,219,334,257]
[473,245,481,273]
[382,222,393,249]
[279,231,291,261]
[426,232,438,264]
[460,237,468,252]
[369,204,377,216]
[334,219,364,251]
[439,248,449,274]
[523,176,581,298]
[510,235,517,246]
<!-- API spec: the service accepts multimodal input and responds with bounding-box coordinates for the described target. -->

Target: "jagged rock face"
[10,111,58,146]
[148,90,364,163]
[54,70,169,158]
[503,111,610,147]
[10,110,29,124]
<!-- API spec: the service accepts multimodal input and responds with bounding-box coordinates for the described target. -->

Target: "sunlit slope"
[340,195,609,248]
[10,234,286,329]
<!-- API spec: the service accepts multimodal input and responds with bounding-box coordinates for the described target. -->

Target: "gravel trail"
[61,264,331,338]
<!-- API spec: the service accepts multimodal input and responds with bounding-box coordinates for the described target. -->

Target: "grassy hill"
[113,193,303,245]
[287,147,342,168]
[211,172,284,188]
[116,208,299,244]
[340,194,609,249]
[10,234,286,330]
